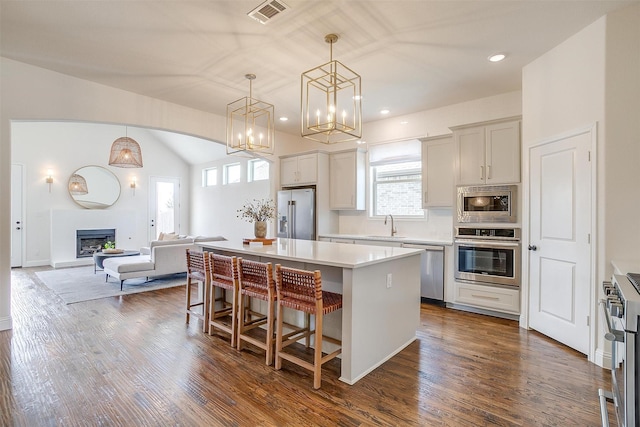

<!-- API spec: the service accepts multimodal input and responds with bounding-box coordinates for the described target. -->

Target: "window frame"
[247,158,270,182]
[223,162,241,185]
[202,167,218,187]
[370,159,424,218]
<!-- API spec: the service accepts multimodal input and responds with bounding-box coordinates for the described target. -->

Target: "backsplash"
[337,209,453,241]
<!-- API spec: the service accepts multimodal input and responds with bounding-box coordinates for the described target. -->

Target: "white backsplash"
[337,209,453,241]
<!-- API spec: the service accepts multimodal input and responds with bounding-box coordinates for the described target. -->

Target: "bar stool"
[236,258,276,365]
[185,249,210,333]
[208,253,239,347]
[274,264,342,389]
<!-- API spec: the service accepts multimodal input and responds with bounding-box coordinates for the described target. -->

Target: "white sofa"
[103,236,225,290]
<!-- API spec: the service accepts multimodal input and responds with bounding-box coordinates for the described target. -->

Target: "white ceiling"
[1,0,635,164]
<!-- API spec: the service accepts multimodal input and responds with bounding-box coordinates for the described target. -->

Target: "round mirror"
[68,166,121,209]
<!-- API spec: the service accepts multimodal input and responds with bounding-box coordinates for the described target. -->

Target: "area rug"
[35,266,186,304]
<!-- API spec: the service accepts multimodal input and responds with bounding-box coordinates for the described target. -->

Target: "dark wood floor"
[1,267,614,426]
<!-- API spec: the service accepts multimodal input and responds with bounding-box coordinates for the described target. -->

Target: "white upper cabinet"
[421,135,454,208]
[329,149,365,210]
[453,118,521,185]
[280,153,319,186]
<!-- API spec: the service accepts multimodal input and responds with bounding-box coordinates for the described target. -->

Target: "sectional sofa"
[103,235,225,290]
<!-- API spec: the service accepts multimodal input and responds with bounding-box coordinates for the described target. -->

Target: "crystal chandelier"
[301,34,362,144]
[226,74,275,156]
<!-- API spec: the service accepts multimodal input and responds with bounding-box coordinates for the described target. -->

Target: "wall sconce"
[130,176,137,195]
[45,169,53,192]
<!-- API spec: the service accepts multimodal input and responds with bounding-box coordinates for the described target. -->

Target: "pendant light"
[301,33,362,144]
[108,127,143,168]
[226,74,275,156]
[68,173,89,195]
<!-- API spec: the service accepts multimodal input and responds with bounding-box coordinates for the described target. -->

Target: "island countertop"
[197,237,423,269]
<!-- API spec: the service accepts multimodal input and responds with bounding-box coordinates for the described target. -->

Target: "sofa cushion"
[103,255,154,273]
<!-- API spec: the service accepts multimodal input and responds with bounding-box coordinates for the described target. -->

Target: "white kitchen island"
[198,238,422,385]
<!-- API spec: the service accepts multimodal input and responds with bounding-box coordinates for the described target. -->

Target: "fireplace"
[76,229,115,258]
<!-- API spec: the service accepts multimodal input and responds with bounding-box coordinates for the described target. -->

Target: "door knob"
[16,227,21,230]
[528,245,537,251]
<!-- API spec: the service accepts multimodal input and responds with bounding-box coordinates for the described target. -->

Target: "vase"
[254,221,267,239]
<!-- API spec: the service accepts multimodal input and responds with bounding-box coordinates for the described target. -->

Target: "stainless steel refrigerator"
[277,188,316,240]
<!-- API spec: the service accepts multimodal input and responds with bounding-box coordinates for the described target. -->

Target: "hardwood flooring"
[1,267,613,426]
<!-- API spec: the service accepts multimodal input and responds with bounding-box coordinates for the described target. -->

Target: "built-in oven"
[454,227,521,287]
[599,274,640,427]
[457,184,517,223]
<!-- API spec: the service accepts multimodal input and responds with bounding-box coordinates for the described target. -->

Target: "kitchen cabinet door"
[330,150,365,210]
[280,153,318,186]
[485,121,520,184]
[453,117,521,185]
[422,135,454,207]
[456,127,486,185]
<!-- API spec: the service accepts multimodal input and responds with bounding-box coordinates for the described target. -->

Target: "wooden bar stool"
[207,253,239,347]
[274,264,342,389]
[185,249,210,333]
[236,258,276,365]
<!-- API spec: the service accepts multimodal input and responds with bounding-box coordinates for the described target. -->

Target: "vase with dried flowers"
[237,198,276,238]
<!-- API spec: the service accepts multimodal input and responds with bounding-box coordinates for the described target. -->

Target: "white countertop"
[612,260,640,275]
[198,238,423,269]
[318,233,452,246]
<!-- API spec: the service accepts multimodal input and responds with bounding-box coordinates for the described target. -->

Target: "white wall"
[335,91,523,240]
[12,121,192,267]
[0,57,232,331]
[522,3,640,365]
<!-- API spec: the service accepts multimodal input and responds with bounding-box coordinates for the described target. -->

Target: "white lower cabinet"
[453,281,520,314]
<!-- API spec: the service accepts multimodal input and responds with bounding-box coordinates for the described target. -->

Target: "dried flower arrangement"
[236,198,276,223]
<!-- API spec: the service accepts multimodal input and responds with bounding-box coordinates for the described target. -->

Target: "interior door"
[149,177,180,241]
[11,164,23,267]
[528,130,592,354]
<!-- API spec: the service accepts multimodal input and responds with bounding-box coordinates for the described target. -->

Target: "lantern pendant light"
[301,33,362,144]
[108,126,143,168]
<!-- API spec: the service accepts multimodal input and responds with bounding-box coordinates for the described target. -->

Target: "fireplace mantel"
[50,209,138,268]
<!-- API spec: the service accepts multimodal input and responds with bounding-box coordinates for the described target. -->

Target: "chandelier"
[68,173,89,195]
[301,33,362,144]
[226,74,275,155]
[108,127,143,168]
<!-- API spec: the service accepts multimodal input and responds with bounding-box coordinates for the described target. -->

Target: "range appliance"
[457,184,517,223]
[599,273,640,427]
[277,188,316,240]
[454,227,521,287]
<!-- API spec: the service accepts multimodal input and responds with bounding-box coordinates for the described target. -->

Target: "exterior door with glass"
[149,177,180,241]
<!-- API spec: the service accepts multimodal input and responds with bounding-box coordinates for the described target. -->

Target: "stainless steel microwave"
[457,185,517,223]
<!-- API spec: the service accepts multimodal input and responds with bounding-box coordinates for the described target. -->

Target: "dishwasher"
[402,244,444,304]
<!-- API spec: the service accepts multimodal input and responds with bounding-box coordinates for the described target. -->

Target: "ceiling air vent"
[247,0,290,25]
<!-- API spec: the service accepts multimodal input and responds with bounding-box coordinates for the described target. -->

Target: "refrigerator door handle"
[290,201,296,239]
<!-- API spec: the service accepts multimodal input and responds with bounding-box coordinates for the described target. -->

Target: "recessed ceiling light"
[356,140,367,145]
[279,116,288,121]
[488,53,506,62]
[400,121,408,125]
[380,109,390,115]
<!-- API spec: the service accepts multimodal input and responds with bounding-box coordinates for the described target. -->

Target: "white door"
[149,177,180,241]
[11,164,24,267]
[528,130,592,354]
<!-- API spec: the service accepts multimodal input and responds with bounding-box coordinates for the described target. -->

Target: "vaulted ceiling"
[1,0,634,163]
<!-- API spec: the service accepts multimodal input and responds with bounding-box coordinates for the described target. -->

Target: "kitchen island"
[198,238,422,385]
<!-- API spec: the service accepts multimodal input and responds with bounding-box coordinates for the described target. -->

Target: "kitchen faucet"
[384,214,397,236]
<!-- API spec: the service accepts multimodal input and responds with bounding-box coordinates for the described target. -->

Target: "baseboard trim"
[594,347,612,369]
[0,315,13,331]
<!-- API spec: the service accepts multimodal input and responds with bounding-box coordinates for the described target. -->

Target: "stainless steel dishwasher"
[402,244,444,304]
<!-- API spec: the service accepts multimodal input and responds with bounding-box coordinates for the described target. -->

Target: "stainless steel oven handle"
[455,240,520,248]
[598,299,624,343]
